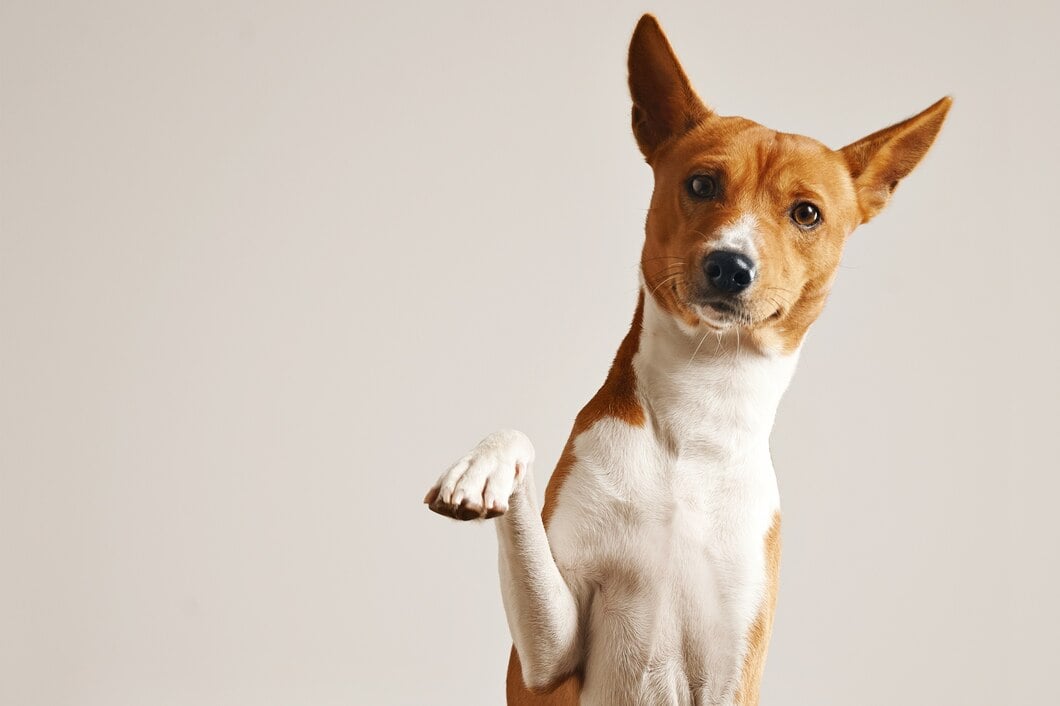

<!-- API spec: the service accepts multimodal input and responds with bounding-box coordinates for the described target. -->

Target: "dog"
[423,14,950,706]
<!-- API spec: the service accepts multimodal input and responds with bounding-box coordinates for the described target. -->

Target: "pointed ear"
[628,14,711,162]
[840,96,953,223]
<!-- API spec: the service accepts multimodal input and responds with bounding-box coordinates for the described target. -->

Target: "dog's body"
[425,15,949,706]
[500,295,795,705]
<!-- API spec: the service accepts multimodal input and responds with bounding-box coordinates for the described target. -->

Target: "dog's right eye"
[687,174,718,200]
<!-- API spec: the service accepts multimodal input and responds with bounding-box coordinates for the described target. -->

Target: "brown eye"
[687,174,718,200]
[791,202,821,228]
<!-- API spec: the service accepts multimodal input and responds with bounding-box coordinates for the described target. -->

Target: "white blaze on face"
[714,214,759,261]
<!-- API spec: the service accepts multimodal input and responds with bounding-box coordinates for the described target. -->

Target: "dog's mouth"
[647,269,784,330]
[706,300,737,316]
[694,298,783,330]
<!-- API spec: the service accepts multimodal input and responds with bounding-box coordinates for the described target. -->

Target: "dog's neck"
[633,291,800,462]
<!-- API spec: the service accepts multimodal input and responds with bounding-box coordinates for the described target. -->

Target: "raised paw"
[424,429,534,521]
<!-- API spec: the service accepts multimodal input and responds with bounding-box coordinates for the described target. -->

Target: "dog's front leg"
[425,430,581,691]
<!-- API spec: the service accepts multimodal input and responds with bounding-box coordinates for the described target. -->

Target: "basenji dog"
[424,14,950,706]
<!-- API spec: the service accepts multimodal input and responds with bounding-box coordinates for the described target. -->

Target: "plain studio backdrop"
[2,1,1058,704]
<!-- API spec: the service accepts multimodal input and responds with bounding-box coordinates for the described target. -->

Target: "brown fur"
[506,647,582,706]
[543,294,646,526]
[735,512,782,706]
[503,14,949,704]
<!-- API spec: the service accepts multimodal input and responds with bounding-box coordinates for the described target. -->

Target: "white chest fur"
[546,294,799,705]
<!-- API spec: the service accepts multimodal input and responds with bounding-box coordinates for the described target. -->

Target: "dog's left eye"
[687,175,718,200]
[790,202,822,228]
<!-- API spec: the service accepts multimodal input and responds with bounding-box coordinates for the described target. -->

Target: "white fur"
[428,291,800,704]
[428,430,581,690]
[714,214,759,261]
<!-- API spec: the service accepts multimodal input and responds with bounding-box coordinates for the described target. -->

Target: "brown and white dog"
[424,14,950,706]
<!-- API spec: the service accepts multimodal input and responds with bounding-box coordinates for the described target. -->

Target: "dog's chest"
[547,417,779,704]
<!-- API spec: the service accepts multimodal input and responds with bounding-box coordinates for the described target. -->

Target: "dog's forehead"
[667,118,848,189]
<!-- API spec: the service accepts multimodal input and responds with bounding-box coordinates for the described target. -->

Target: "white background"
[2,1,1058,704]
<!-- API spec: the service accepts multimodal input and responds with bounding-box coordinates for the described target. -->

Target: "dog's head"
[630,15,950,352]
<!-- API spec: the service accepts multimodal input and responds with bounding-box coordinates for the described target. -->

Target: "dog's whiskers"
[645,269,685,299]
[763,287,796,309]
[687,328,711,368]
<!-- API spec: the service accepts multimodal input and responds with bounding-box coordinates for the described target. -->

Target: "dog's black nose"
[703,251,756,294]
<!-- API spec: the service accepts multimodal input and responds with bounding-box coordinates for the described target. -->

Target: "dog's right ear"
[628,14,711,163]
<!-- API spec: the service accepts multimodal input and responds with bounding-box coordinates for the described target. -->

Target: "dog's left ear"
[840,96,953,223]
[628,14,711,163]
